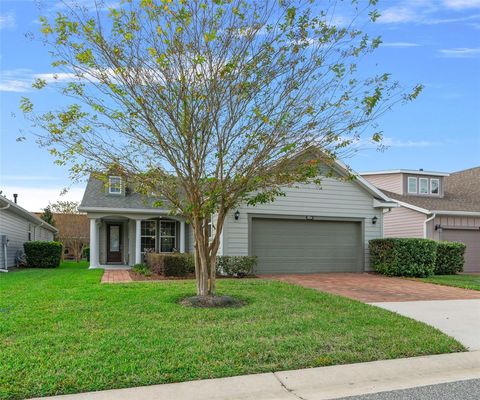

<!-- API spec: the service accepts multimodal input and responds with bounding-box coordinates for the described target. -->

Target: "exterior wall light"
[234,210,240,220]
[372,216,378,225]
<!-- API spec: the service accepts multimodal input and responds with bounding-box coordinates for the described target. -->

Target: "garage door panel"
[252,218,362,274]
[442,229,480,273]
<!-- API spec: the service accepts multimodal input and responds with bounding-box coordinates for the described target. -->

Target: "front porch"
[88,213,187,269]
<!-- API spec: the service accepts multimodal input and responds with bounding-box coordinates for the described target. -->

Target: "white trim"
[407,177,417,194]
[397,201,431,215]
[432,210,480,217]
[108,176,122,194]
[78,206,171,214]
[373,199,399,208]
[424,213,436,238]
[361,169,450,177]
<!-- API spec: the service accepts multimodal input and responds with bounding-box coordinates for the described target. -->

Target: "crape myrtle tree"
[21,0,421,297]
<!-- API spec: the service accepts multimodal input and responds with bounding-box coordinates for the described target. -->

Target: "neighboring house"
[79,155,396,274]
[362,167,480,272]
[34,213,90,260]
[0,195,58,269]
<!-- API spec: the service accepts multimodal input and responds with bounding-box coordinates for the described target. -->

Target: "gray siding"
[363,173,403,194]
[384,206,426,238]
[222,178,383,271]
[0,208,54,268]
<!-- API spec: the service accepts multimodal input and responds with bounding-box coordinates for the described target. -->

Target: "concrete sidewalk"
[32,351,480,400]
[372,299,480,350]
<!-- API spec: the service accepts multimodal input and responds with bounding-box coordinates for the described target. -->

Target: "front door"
[107,224,122,263]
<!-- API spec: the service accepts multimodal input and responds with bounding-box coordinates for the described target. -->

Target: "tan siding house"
[362,167,480,272]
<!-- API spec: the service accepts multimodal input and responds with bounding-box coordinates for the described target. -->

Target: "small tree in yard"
[40,205,56,227]
[22,0,421,298]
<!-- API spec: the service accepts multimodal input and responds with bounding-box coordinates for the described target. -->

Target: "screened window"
[407,177,417,194]
[141,220,156,254]
[430,179,439,194]
[160,220,176,252]
[109,176,122,194]
[419,178,429,194]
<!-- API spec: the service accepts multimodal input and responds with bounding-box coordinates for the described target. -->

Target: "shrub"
[164,254,195,277]
[132,263,151,276]
[217,256,257,278]
[23,241,63,268]
[83,246,90,261]
[435,241,466,275]
[145,253,194,276]
[369,238,437,278]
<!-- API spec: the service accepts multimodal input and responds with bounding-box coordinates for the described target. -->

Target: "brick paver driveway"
[267,273,480,302]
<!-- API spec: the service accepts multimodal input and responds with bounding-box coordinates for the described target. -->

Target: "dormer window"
[408,177,417,194]
[109,176,122,194]
[430,179,439,194]
[419,178,429,194]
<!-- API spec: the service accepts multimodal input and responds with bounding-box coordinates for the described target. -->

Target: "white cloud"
[0,186,85,212]
[378,0,480,24]
[443,0,480,9]
[0,69,80,93]
[382,137,439,148]
[381,42,421,47]
[439,47,480,57]
[0,11,15,29]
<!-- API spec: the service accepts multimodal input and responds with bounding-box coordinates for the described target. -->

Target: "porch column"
[135,219,142,264]
[179,220,186,253]
[89,218,99,269]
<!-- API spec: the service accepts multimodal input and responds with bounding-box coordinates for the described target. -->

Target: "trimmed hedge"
[217,256,257,278]
[369,238,437,277]
[435,241,466,275]
[83,247,90,261]
[145,253,194,277]
[23,241,63,268]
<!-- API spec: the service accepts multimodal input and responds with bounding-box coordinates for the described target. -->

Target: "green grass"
[420,274,480,291]
[0,262,464,400]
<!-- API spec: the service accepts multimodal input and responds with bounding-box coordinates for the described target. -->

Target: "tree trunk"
[192,216,217,297]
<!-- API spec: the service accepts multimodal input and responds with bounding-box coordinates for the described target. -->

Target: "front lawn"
[0,262,464,400]
[420,274,480,291]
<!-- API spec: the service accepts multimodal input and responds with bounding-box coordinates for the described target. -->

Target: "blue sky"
[0,0,479,211]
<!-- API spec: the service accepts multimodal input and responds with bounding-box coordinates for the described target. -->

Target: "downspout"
[424,213,436,239]
[0,203,10,271]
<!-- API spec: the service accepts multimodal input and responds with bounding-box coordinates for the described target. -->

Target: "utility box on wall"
[1,235,8,246]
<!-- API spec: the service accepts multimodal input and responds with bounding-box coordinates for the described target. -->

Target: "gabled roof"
[382,167,480,214]
[361,169,450,177]
[79,176,170,212]
[0,195,58,233]
[79,150,395,212]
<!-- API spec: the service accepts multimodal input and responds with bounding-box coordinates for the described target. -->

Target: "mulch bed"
[129,271,258,281]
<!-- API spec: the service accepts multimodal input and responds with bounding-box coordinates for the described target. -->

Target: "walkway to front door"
[101,270,132,283]
[267,273,480,302]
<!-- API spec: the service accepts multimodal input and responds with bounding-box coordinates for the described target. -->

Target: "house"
[0,194,58,270]
[34,212,90,260]
[361,167,480,272]
[79,156,397,274]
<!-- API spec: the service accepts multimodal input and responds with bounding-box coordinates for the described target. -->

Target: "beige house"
[362,167,480,272]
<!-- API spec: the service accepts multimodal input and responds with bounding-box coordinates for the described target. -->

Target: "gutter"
[424,213,436,238]
[0,203,11,210]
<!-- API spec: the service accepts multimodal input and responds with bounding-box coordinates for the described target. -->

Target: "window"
[419,178,429,194]
[141,220,156,254]
[407,177,417,194]
[28,224,32,241]
[108,176,122,194]
[430,178,439,194]
[159,220,176,252]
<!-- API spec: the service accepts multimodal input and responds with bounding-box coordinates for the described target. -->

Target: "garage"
[251,218,363,274]
[442,229,480,273]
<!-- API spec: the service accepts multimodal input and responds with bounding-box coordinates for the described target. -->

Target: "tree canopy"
[22,0,422,296]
